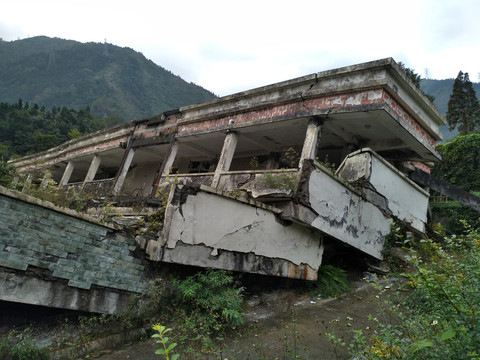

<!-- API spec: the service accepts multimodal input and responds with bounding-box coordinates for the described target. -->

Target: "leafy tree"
[68,128,82,139]
[34,132,58,152]
[446,71,480,134]
[0,145,7,160]
[432,134,480,192]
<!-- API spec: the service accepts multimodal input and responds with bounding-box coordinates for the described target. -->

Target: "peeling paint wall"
[148,185,324,280]
[306,165,391,260]
[337,149,429,232]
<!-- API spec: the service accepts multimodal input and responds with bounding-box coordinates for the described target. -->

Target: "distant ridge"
[0,36,217,121]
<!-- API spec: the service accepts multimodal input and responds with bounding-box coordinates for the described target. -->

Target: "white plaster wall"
[308,169,391,259]
[337,150,429,232]
[165,191,324,269]
[369,155,429,232]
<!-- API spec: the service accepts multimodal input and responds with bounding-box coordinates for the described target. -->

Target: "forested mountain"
[0,36,216,122]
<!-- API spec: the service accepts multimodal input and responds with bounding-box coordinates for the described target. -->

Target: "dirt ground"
[94,278,396,360]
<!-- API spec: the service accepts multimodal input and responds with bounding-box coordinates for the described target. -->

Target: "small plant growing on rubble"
[249,156,259,170]
[317,154,336,173]
[259,172,300,192]
[280,147,300,168]
[152,324,179,360]
[136,171,179,235]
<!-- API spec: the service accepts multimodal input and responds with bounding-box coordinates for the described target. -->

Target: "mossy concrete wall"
[0,186,146,313]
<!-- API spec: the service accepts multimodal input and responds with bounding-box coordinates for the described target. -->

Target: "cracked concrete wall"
[307,166,391,260]
[155,187,324,280]
[337,149,429,232]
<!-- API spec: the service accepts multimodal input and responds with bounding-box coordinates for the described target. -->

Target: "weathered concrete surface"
[147,185,323,280]
[0,186,146,313]
[7,58,446,282]
[285,162,391,260]
[0,271,131,314]
[408,168,480,213]
[337,149,430,232]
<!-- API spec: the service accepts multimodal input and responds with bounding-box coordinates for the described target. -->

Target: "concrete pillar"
[21,173,32,192]
[300,119,322,163]
[112,148,136,195]
[211,131,238,188]
[59,161,75,186]
[83,155,101,184]
[11,176,20,189]
[40,171,52,189]
[161,142,179,176]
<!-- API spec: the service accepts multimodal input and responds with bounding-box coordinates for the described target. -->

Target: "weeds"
[171,268,244,351]
[259,172,300,192]
[307,265,352,300]
[0,328,49,360]
[342,220,480,359]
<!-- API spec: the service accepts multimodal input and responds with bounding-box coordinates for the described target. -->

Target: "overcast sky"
[1,0,479,96]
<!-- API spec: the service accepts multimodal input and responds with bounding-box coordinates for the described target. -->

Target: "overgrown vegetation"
[258,172,300,192]
[430,195,480,235]
[432,134,480,193]
[307,265,352,300]
[337,221,480,359]
[9,174,89,212]
[170,269,244,352]
[0,329,49,360]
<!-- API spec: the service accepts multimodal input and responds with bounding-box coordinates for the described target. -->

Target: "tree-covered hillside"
[0,100,103,158]
[0,36,217,121]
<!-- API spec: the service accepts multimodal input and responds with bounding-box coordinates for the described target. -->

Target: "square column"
[40,171,52,189]
[112,148,136,195]
[21,173,32,192]
[59,161,75,187]
[161,142,179,176]
[83,155,101,184]
[300,118,323,164]
[211,131,238,188]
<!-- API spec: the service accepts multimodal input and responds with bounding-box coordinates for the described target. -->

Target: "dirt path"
[96,279,393,360]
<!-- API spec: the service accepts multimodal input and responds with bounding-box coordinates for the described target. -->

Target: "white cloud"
[2,0,480,94]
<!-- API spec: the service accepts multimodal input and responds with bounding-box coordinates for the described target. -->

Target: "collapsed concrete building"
[10,58,446,281]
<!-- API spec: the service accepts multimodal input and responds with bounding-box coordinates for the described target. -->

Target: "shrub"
[345,221,480,359]
[430,197,480,235]
[0,329,49,360]
[259,172,299,192]
[171,268,244,349]
[308,265,352,299]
